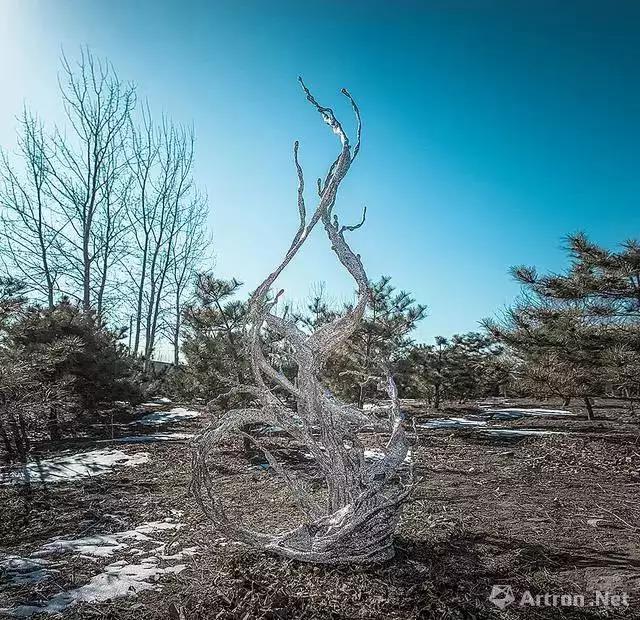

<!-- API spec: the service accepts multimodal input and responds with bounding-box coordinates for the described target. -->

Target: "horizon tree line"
[1,49,637,419]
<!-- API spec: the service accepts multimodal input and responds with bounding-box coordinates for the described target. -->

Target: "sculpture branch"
[192,79,411,564]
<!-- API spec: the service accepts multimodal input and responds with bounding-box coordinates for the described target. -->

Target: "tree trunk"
[9,418,27,462]
[583,396,595,420]
[133,249,147,356]
[173,291,181,365]
[97,240,109,319]
[0,421,14,462]
[18,413,30,454]
[48,407,61,441]
[82,237,91,311]
[434,383,441,410]
[37,207,55,309]
[143,280,156,372]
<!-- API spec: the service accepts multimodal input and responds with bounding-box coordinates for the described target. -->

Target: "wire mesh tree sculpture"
[192,79,411,564]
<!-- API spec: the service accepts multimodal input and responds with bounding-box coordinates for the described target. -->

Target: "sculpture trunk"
[192,79,411,564]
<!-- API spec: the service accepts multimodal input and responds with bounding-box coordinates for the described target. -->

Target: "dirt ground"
[1,398,639,619]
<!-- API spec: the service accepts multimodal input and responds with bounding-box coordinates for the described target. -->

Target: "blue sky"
[1,0,639,343]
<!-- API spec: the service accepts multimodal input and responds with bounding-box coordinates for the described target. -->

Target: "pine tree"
[333,276,426,407]
[397,332,506,408]
[483,233,640,419]
[514,233,640,403]
[181,274,249,399]
[8,300,138,433]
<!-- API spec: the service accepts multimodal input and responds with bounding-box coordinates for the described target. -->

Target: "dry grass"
[1,398,639,619]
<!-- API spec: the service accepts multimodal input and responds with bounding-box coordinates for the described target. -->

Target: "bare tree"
[126,109,202,367]
[143,122,195,367]
[0,110,60,307]
[93,148,132,320]
[1,49,210,364]
[126,103,159,355]
[192,80,411,564]
[165,191,208,365]
[46,48,135,311]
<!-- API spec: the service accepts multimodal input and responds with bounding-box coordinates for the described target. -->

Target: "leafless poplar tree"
[126,109,203,366]
[126,104,158,354]
[0,110,60,307]
[1,49,210,361]
[93,148,132,319]
[46,49,135,312]
[193,80,411,564]
[165,192,208,365]
[143,122,195,365]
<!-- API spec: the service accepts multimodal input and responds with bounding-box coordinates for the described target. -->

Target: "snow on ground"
[362,403,393,412]
[1,518,195,617]
[101,432,195,444]
[481,428,565,437]
[33,520,182,559]
[416,410,573,438]
[363,449,413,463]
[138,397,173,408]
[0,449,149,486]
[154,546,198,561]
[418,417,488,429]
[0,556,58,586]
[137,407,201,426]
[482,407,574,419]
[8,561,187,617]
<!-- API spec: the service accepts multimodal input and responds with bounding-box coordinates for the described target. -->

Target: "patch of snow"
[1,518,191,618]
[419,417,488,429]
[364,449,385,460]
[35,535,129,559]
[483,407,574,419]
[152,545,198,561]
[415,413,573,439]
[0,556,57,585]
[137,407,201,426]
[7,560,186,617]
[0,449,149,486]
[363,448,412,463]
[101,432,194,444]
[481,428,564,437]
[133,520,183,535]
[34,520,183,559]
[362,403,390,412]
